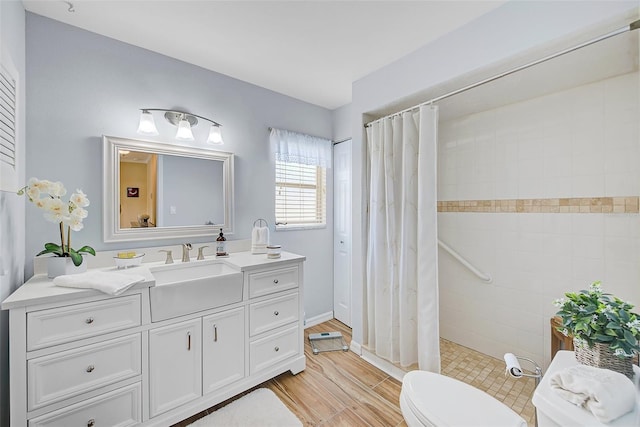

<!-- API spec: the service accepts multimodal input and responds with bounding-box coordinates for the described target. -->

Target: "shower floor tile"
[439,338,536,426]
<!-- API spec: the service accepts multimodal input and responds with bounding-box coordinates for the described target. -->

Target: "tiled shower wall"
[437,71,640,368]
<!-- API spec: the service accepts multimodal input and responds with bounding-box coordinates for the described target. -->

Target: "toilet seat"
[401,371,528,427]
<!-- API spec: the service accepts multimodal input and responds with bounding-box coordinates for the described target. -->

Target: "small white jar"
[266,245,281,259]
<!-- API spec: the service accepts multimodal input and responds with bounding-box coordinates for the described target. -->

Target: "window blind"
[275,159,326,226]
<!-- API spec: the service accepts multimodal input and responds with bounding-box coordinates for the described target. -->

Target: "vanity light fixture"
[137,110,159,136]
[175,118,194,141]
[207,125,223,145]
[136,109,224,145]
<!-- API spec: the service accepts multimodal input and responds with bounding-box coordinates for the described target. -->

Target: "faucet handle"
[159,250,173,264]
[197,246,209,260]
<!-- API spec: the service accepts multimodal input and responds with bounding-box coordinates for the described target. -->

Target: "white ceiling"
[22,0,509,110]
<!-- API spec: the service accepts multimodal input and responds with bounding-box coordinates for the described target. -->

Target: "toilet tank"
[533,351,640,426]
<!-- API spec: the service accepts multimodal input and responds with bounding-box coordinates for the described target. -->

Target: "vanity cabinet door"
[149,318,202,417]
[202,307,245,395]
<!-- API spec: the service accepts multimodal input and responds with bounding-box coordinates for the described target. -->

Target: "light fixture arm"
[139,109,222,128]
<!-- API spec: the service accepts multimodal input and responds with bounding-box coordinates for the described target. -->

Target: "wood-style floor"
[173,319,406,426]
[174,319,538,426]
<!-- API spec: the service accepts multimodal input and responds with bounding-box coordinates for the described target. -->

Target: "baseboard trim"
[304,311,334,329]
[361,348,407,382]
[349,340,362,355]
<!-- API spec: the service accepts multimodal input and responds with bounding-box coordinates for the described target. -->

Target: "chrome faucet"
[182,243,192,262]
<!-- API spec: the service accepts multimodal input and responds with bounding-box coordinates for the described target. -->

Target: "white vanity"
[2,251,306,427]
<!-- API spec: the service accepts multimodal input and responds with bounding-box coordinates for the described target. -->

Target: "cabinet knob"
[85,317,94,324]
[86,365,95,373]
[273,279,279,284]
[274,311,279,316]
[274,346,280,352]
[87,419,95,427]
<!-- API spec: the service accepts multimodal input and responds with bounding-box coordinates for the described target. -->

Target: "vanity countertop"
[217,250,306,270]
[1,265,156,310]
[1,250,306,310]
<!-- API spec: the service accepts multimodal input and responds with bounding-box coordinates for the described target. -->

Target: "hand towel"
[252,226,269,254]
[53,271,146,296]
[550,364,636,423]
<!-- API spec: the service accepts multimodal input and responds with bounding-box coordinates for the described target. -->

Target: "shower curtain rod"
[365,19,640,128]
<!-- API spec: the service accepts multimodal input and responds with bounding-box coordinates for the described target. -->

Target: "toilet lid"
[402,371,527,427]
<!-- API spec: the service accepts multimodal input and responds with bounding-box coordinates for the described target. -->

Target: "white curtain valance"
[270,127,332,168]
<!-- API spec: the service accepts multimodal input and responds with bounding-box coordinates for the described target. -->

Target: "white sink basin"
[149,260,242,322]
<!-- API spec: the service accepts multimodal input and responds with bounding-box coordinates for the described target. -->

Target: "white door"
[148,318,202,417]
[202,307,245,394]
[333,139,352,326]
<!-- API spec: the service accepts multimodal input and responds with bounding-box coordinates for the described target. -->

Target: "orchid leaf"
[76,246,96,256]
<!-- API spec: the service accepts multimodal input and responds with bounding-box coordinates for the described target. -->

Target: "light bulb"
[137,110,159,135]
[175,118,194,140]
[207,125,223,145]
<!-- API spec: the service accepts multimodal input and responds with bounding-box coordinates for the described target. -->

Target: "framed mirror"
[103,135,234,242]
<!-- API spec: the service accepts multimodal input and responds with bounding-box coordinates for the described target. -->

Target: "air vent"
[0,66,16,171]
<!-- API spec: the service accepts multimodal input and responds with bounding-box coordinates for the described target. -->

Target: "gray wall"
[25,14,334,321]
[331,103,352,142]
[349,0,639,347]
[0,1,26,425]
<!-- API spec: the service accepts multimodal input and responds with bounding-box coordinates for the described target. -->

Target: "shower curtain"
[365,105,440,372]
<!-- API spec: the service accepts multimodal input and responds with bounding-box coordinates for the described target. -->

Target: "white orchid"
[18,177,95,266]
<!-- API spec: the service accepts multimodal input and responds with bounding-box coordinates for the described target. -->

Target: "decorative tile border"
[437,197,639,214]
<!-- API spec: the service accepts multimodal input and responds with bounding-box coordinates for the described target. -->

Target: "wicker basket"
[573,338,634,379]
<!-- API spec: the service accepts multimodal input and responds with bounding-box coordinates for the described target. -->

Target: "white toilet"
[400,370,528,427]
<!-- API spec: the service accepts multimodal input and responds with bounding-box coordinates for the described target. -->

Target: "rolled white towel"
[550,364,636,423]
[53,271,146,296]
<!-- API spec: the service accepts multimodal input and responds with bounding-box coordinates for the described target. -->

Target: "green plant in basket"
[18,177,95,266]
[554,281,640,358]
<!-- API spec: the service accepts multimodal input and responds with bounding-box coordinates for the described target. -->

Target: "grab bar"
[438,239,492,283]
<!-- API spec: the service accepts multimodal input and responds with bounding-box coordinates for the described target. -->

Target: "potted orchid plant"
[18,178,95,268]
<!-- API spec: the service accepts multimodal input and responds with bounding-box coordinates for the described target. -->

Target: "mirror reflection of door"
[119,150,157,228]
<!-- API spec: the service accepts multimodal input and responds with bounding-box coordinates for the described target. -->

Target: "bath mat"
[188,388,302,427]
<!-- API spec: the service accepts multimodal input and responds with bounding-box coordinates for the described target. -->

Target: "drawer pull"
[214,324,218,342]
[274,311,279,316]
[273,279,279,284]
[274,346,280,352]
[187,332,191,351]
[85,317,94,324]
[87,419,95,427]
[86,365,95,373]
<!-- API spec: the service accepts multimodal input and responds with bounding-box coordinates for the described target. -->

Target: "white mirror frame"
[103,135,234,242]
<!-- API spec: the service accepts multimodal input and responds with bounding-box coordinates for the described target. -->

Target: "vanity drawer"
[27,295,141,351]
[248,266,298,298]
[249,293,299,336]
[28,334,141,411]
[249,325,299,374]
[28,382,141,427]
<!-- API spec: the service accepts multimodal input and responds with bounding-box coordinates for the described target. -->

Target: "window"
[270,128,331,229]
[275,159,326,227]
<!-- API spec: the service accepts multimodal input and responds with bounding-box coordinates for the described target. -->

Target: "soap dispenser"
[216,228,227,257]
